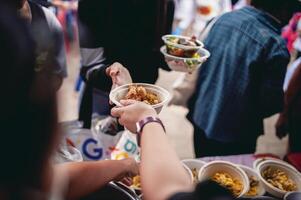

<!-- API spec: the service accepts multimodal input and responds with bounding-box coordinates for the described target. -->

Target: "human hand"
[114,158,139,185]
[111,100,157,133]
[275,113,288,139]
[106,62,132,90]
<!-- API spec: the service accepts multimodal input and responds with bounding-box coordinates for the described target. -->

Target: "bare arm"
[284,63,301,111]
[57,159,138,200]
[140,124,192,200]
[111,101,192,200]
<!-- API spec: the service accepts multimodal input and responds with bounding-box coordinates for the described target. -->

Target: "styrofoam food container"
[257,160,301,198]
[160,46,210,73]
[182,159,206,183]
[109,83,170,114]
[198,161,250,198]
[238,165,265,197]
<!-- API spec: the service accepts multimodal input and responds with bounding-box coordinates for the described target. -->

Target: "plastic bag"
[111,130,140,161]
[57,116,123,162]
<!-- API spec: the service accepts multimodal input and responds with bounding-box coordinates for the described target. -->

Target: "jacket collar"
[243,6,282,34]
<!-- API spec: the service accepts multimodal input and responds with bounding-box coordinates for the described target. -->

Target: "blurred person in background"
[233,0,251,10]
[0,5,138,199]
[13,0,68,91]
[282,13,301,54]
[173,0,232,36]
[77,0,175,127]
[276,62,301,153]
[187,0,300,157]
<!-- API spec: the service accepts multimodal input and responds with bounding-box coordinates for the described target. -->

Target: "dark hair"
[0,3,58,196]
[251,0,301,14]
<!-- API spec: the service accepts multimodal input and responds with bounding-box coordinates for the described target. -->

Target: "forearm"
[285,64,301,112]
[61,160,128,200]
[140,123,192,200]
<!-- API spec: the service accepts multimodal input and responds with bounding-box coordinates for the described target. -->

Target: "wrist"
[137,110,157,121]
[136,117,166,146]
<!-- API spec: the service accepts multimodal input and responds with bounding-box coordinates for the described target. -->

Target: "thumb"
[120,99,137,106]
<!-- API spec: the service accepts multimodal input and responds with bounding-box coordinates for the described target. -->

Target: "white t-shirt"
[175,0,232,35]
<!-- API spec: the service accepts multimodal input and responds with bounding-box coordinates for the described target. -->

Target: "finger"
[111,107,124,117]
[118,117,125,126]
[105,66,111,76]
[109,67,120,76]
[121,177,132,186]
[120,99,137,106]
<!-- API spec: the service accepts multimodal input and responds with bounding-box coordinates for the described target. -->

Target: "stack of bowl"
[161,35,210,73]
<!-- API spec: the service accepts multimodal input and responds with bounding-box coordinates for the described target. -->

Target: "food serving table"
[198,154,299,200]
[199,154,256,168]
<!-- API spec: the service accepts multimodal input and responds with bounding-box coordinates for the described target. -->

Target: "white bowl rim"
[162,34,204,49]
[238,164,266,197]
[109,83,170,109]
[182,159,207,165]
[255,159,301,177]
[160,46,210,61]
[198,161,250,197]
[256,160,301,195]
[253,157,283,170]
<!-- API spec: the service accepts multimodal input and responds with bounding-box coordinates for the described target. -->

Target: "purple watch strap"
[136,117,166,146]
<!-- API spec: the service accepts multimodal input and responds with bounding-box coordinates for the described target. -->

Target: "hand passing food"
[111,100,157,133]
[106,62,132,90]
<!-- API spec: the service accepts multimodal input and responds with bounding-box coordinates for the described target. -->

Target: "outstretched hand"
[106,62,132,90]
[111,100,157,133]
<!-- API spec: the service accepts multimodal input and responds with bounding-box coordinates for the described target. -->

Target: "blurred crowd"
[0,0,301,200]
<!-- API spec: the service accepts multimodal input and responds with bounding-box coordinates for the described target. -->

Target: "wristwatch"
[136,117,166,146]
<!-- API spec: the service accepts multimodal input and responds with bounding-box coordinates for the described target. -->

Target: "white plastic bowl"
[162,34,204,51]
[160,46,210,73]
[238,165,265,197]
[198,161,250,198]
[253,158,300,176]
[182,159,206,183]
[109,83,170,114]
[257,160,301,198]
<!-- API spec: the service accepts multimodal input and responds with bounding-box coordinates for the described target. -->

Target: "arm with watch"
[111,100,193,200]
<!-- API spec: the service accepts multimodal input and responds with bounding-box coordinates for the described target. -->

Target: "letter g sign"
[83,138,103,160]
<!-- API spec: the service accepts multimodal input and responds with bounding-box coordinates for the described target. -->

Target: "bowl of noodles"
[109,83,170,114]
[257,160,301,198]
[238,165,265,197]
[198,161,250,198]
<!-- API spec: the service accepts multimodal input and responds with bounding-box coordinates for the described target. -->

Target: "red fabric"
[282,13,301,52]
[254,153,280,159]
[285,153,301,172]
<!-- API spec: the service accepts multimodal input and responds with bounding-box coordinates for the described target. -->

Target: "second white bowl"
[198,161,250,198]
